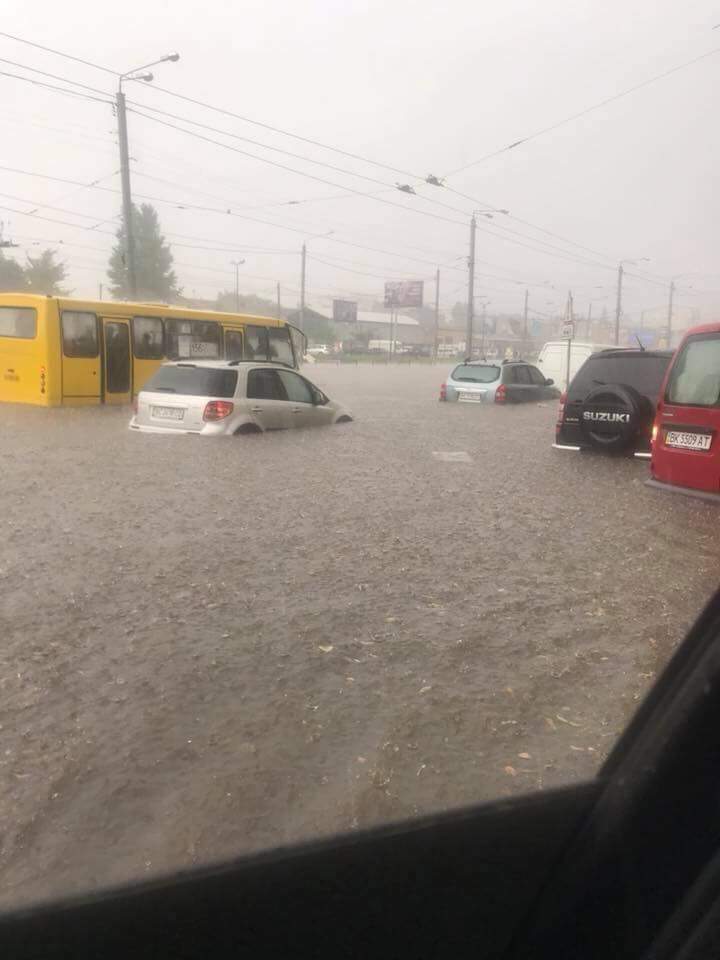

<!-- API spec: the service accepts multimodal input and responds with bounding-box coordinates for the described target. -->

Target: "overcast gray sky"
[2,0,718,325]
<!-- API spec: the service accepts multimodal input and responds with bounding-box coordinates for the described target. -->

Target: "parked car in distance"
[554,348,673,457]
[650,323,720,498]
[306,344,330,356]
[129,361,353,435]
[537,340,618,391]
[440,360,559,404]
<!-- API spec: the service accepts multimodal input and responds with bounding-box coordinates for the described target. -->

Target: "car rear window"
[666,335,720,408]
[451,364,500,383]
[142,365,238,398]
[568,354,671,401]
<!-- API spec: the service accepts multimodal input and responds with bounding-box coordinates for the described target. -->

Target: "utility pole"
[230,259,245,312]
[434,268,440,362]
[299,243,307,333]
[479,302,488,357]
[666,280,675,347]
[98,282,103,300]
[465,215,476,358]
[116,88,138,300]
[522,288,529,357]
[277,282,281,319]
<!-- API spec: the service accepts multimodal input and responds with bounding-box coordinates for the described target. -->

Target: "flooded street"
[1,361,718,907]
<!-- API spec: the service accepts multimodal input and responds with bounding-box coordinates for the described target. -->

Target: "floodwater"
[1,362,718,907]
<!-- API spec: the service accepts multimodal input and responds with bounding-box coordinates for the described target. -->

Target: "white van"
[536,341,618,391]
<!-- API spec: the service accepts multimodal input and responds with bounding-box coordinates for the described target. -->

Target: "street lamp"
[116,53,180,299]
[476,297,491,358]
[300,230,334,333]
[230,259,246,312]
[614,257,650,345]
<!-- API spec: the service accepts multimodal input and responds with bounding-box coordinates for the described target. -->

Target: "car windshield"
[451,364,500,383]
[1,0,719,920]
[143,365,238,397]
[666,336,720,407]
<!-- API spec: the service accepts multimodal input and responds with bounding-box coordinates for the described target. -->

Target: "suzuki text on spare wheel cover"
[554,347,673,458]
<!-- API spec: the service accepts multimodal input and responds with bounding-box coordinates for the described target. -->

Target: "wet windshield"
[452,364,500,382]
[666,336,720,407]
[144,365,238,397]
[0,0,719,915]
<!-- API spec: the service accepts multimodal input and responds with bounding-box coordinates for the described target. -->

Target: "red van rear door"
[653,332,720,493]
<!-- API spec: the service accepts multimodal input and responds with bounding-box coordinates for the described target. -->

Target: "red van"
[650,322,720,497]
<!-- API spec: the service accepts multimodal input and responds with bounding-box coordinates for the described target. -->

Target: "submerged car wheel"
[578,384,647,454]
[235,423,263,435]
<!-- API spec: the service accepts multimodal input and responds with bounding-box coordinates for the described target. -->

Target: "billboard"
[384,280,424,308]
[332,299,357,324]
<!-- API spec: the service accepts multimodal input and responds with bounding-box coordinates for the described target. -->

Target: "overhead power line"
[444,46,720,177]
[0,68,112,105]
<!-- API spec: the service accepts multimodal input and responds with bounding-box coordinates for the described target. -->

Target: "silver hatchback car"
[129,361,353,435]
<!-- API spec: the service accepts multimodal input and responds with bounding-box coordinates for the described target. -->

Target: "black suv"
[554,348,673,457]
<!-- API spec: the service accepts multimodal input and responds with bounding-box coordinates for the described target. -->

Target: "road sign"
[561,321,575,340]
[332,299,357,323]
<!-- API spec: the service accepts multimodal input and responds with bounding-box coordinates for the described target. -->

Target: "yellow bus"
[0,293,306,407]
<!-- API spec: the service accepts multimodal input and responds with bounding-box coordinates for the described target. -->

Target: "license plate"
[458,391,485,402]
[665,430,712,451]
[152,406,185,421]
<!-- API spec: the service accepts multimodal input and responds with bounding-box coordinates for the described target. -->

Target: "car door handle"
[250,405,262,413]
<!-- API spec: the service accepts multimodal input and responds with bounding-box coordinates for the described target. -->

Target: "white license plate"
[152,406,185,421]
[665,430,712,451]
[458,391,485,402]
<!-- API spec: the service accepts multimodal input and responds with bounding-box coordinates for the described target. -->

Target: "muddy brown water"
[1,361,718,907]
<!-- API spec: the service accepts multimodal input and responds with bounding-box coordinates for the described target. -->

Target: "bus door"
[101,317,131,404]
[60,309,101,403]
[224,327,244,361]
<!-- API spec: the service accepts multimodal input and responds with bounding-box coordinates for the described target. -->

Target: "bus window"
[267,326,294,366]
[165,318,221,359]
[288,326,306,366]
[0,306,36,338]
[244,325,269,360]
[132,316,164,359]
[61,311,98,357]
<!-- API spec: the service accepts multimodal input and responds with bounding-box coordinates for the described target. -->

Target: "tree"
[0,251,26,291]
[451,301,466,325]
[108,203,179,301]
[24,249,68,294]
[215,291,283,317]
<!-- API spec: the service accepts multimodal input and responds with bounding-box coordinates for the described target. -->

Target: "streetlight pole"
[613,263,624,346]
[666,280,675,347]
[299,230,333,334]
[116,53,179,301]
[299,242,307,333]
[522,288,529,357]
[466,215,476,358]
[230,259,245,312]
[614,257,650,345]
[434,268,440,362]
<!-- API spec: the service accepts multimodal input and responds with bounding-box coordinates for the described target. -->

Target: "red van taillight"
[439,382,447,401]
[556,390,567,424]
[495,384,506,404]
[203,400,234,421]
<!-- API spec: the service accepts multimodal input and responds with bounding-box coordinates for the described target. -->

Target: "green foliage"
[215,290,283,317]
[451,301,466,324]
[0,248,68,293]
[24,249,68,294]
[0,251,27,291]
[108,203,179,301]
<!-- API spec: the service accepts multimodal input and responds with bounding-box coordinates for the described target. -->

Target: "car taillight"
[556,390,567,424]
[439,382,447,401]
[203,400,234,421]
[651,423,658,444]
[495,384,506,404]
